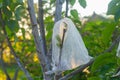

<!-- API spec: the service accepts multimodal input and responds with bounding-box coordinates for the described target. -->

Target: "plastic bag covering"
[117,42,120,57]
[52,18,92,73]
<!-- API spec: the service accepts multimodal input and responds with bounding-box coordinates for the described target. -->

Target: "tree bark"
[27,0,52,80]
[38,0,47,56]
[55,0,64,22]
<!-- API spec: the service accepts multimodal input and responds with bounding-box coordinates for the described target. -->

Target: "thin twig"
[59,59,94,80]
[0,10,33,80]
[12,67,19,80]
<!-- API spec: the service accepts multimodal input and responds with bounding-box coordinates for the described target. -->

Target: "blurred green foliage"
[0,0,120,80]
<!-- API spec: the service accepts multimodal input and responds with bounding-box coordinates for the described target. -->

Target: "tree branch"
[38,0,47,55]
[12,67,19,80]
[59,59,94,80]
[0,10,33,80]
[55,0,64,22]
[103,35,120,53]
[65,0,69,17]
[27,0,52,80]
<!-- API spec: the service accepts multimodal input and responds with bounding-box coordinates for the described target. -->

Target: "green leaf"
[91,53,116,73]
[0,3,2,8]
[88,77,102,80]
[14,34,18,43]
[78,0,87,8]
[3,0,11,6]
[117,58,120,65]
[50,0,56,5]
[70,0,76,6]
[0,0,3,3]
[21,28,25,39]
[114,9,120,21]
[6,20,19,32]
[101,22,116,45]
[2,7,12,19]
[107,0,120,21]
[56,35,62,48]
[18,0,23,4]
[15,5,24,20]
[56,35,62,43]
[46,30,52,41]
[70,9,79,20]
[107,0,120,15]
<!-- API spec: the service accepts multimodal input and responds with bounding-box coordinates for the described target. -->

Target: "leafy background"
[0,0,120,80]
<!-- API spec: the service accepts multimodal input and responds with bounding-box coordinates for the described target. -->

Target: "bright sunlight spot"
[34,0,111,17]
[73,0,111,16]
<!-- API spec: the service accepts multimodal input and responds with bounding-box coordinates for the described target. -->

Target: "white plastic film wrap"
[51,18,92,73]
[117,42,120,57]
